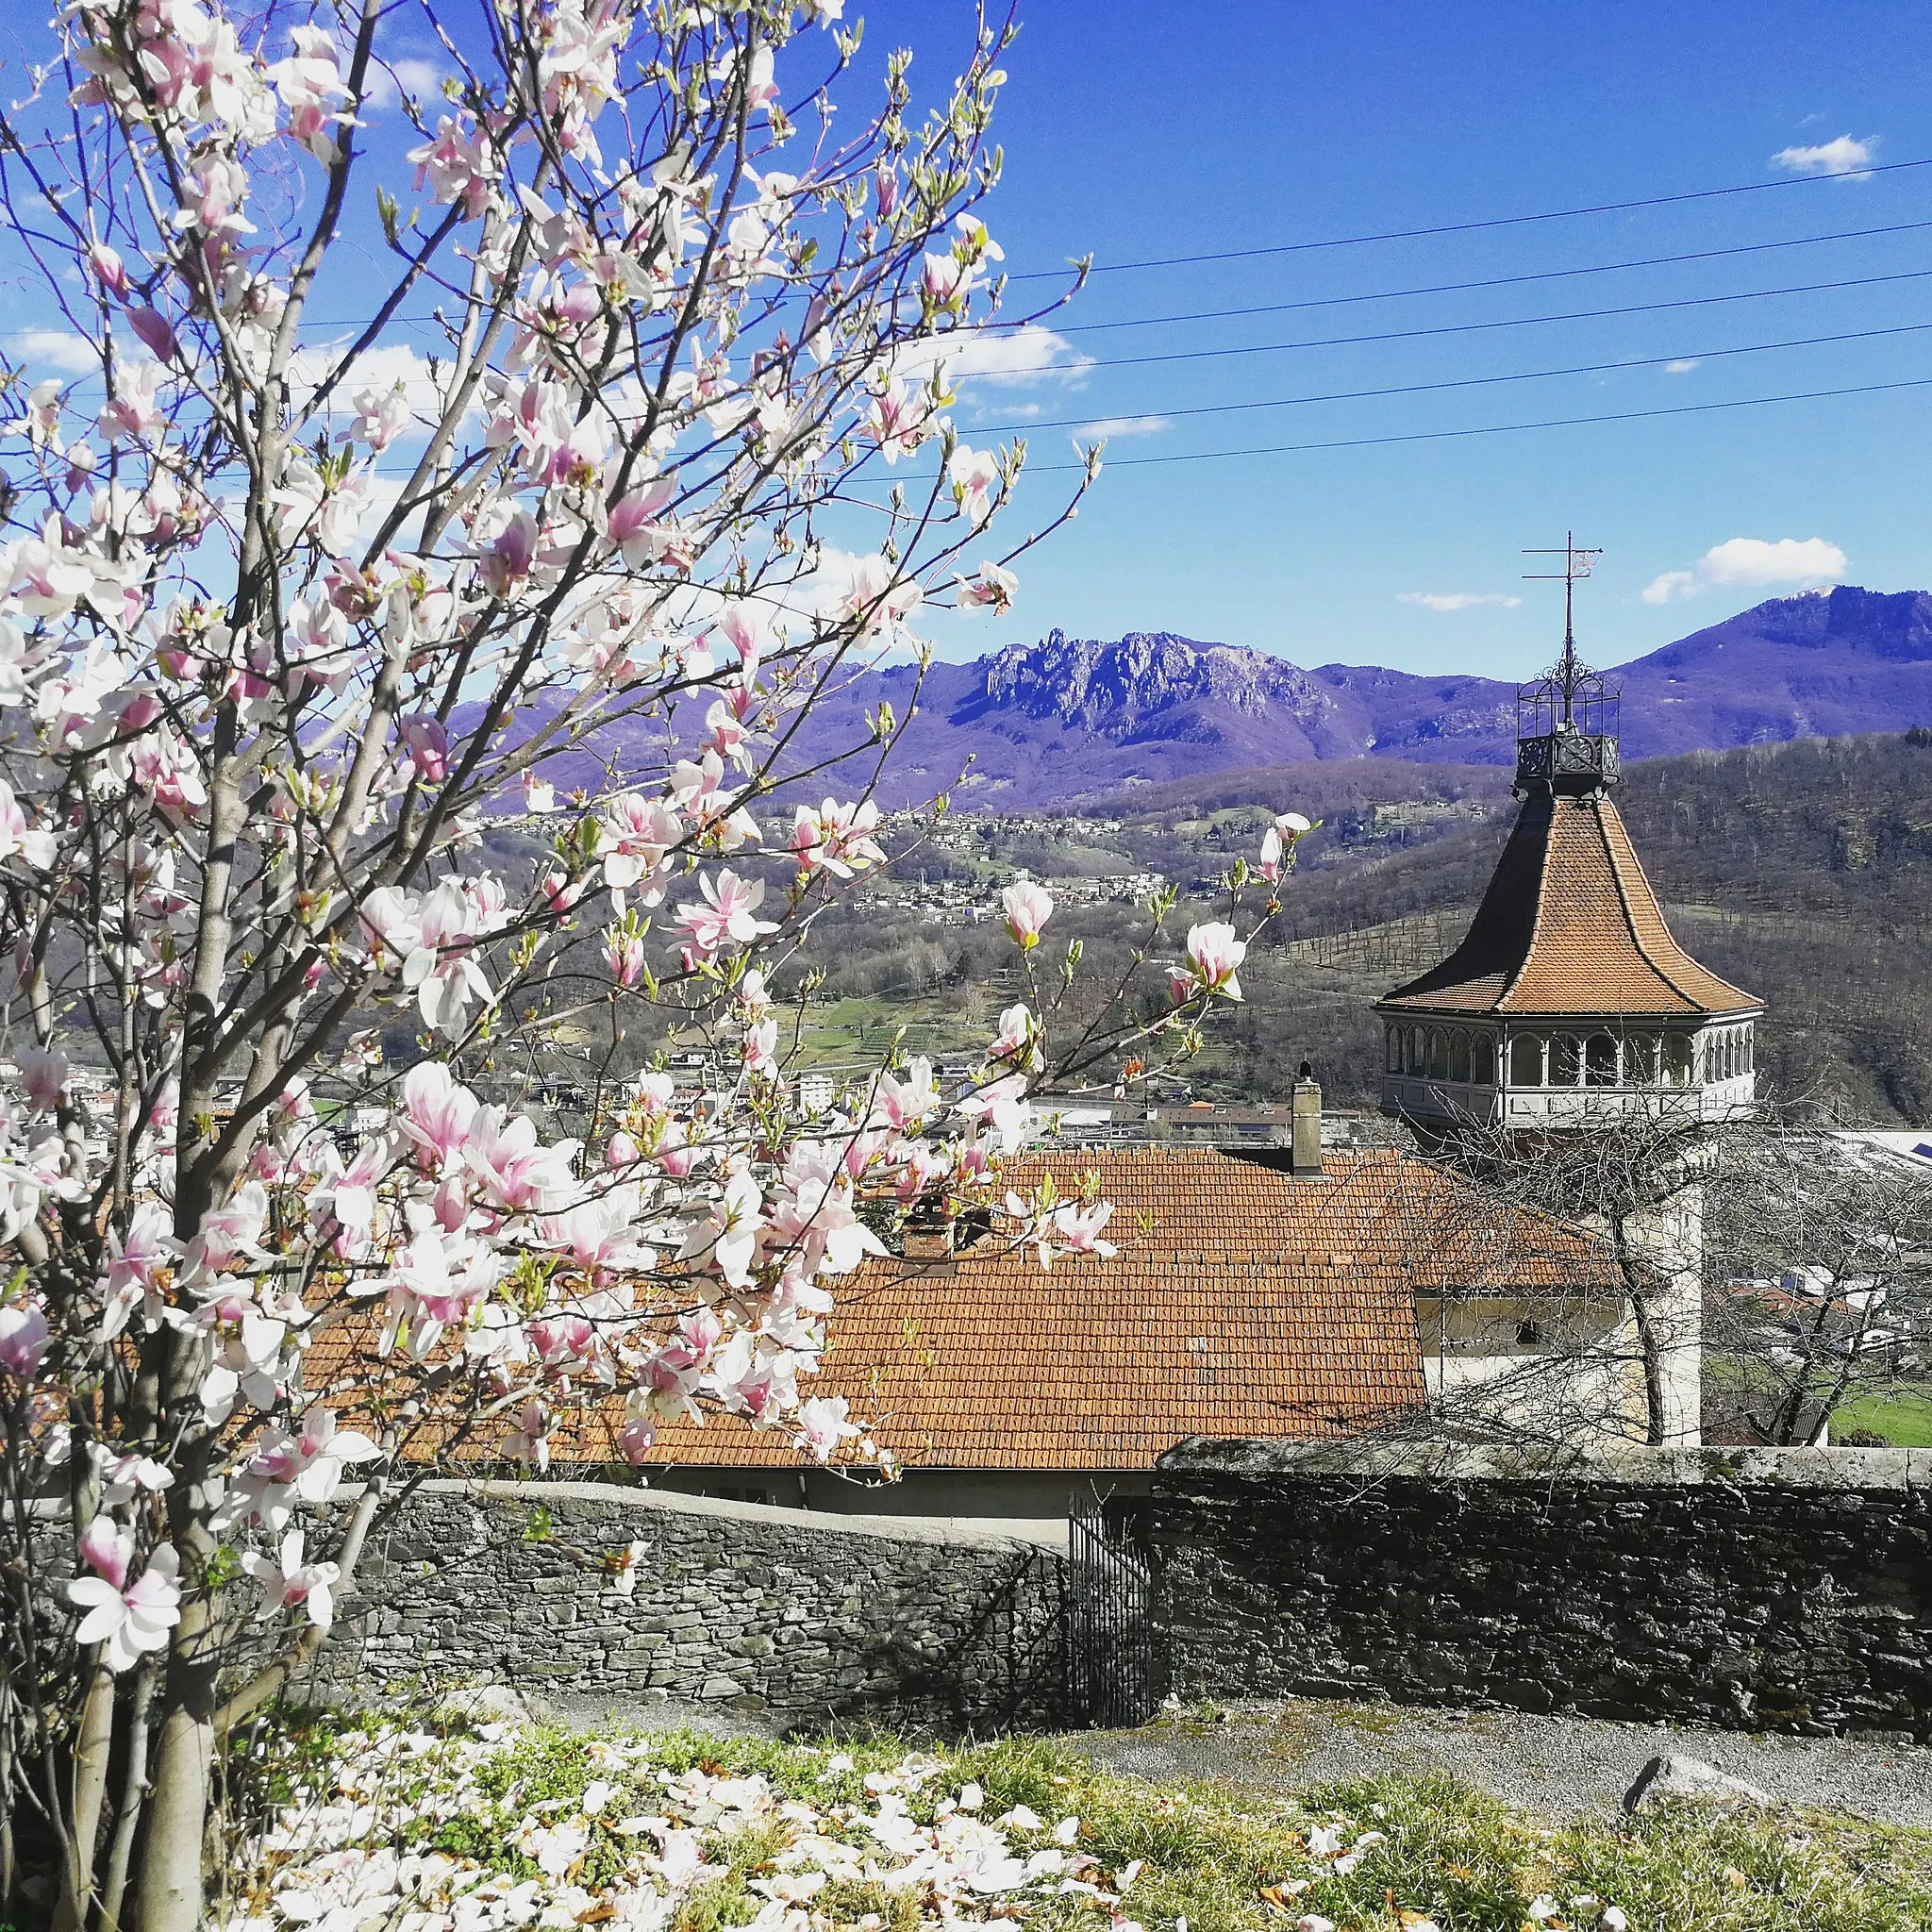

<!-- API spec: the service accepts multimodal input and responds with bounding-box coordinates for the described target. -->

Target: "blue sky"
[914,0,1932,677]
[7,1,1929,685]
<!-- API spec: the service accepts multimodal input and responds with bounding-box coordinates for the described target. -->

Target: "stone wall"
[1152,1441,1932,1740]
[319,1480,1067,1732]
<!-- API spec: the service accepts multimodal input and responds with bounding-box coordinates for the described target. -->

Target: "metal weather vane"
[1524,532,1604,724]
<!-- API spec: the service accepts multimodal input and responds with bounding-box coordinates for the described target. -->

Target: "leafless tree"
[1703,1126,1932,1445]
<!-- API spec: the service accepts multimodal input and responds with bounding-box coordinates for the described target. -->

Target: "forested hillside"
[458,732,1932,1129]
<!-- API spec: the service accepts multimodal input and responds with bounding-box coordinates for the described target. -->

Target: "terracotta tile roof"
[639,1148,1437,1471]
[1379,792,1759,1019]
[304,1148,1616,1476]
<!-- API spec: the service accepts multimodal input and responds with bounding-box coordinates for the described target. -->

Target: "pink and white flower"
[0,1298,50,1379]
[676,870,775,961]
[0,780,56,870]
[948,444,1001,525]
[1257,810,1313,883]
[242,1529,341,1629]
[797,1394,860,1460]
[1001,883,1054,950]
[67,1537,181,1674]
[1183,921,1247,1000]
[955,560,1018,616]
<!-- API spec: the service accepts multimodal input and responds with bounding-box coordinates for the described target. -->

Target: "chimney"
[1291,1060,1324,1178]
[902,1215,956,1261]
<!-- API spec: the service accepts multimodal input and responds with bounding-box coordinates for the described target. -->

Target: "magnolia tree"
[0,3,1304,1925]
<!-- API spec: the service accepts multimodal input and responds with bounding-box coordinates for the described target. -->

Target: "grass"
[1831,1390,1932,1447]
[238,1718,1932,1932]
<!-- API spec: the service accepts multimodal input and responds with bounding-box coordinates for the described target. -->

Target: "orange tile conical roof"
[1379,791,1758,1019]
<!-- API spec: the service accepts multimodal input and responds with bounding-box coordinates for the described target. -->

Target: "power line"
[1007,152,1932,282]
[300,208,1932,340]
[1047,264,1932,373]
[1020,372,1932,471]
[1002,217,1932,336]
[969,319,1932,436]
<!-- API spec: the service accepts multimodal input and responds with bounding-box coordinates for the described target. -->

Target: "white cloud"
[1642,536,1848,605]
[1664,358,1699,375]
[1396,591,1524,613]
[353,473,412,548]
[362,54,449,110]
[1077,414,1170,440]
[896,322,1092,389]
[290,340,445,424]
[1640,570,1698,605]
[1770,135,1875,178]
[9,328,100,375]
[1700,535,1848,586]
[391,57,447,98]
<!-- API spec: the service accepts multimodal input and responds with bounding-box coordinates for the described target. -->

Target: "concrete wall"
[323,1480,1069,1731]
[1152,1440,1932,1740]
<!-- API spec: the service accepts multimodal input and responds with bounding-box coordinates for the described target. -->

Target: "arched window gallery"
[1384,1020,1755,1090]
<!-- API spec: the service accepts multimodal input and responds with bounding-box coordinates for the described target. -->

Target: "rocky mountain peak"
[979,628,1327,734]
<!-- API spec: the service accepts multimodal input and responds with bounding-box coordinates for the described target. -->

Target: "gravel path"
[1067,1701,1932,1827]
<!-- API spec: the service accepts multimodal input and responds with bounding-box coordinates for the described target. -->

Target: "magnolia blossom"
[862,382,930,463]
[597,793,680,900]
[676,870,775,960]
[607,1537,649,1597]
[797,1394,860,1460]
[1001,883,1053,949]
[1052,1200,1117,1262]
[837,553,922,638]
[504,1397,551,1471]
[955,560,1017,615]
[402,879,499,1035]
[242,1529,341,1629]
[0,1298,50,1378]
[948,445,1001,525]
[100,1204,180,1339]
[406,113,500,216]
[67,1535,182,1674]
[346,383,409,451]
[400,1063,477,1174]
[603,921,648,988]
[399,715,449,783]
[19,1045,68,1112]
[0,779,55,869]
[789,797,885,878]
[1184,922,1247,1001]
[1258,809,1314,883]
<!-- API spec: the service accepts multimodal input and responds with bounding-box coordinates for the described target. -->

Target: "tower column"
[1371,540,1758,1454]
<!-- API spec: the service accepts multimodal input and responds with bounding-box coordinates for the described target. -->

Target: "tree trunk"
[51,1659,115,1932]
[1628,1291,1669,1446]
[133,1609,215,1932]
[133,1457,223,1932]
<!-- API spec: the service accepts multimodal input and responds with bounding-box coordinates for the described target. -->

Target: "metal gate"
[1067,1500,1161,1727]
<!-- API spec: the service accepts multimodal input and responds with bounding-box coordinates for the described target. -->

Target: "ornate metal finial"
[1515,535,1620,797]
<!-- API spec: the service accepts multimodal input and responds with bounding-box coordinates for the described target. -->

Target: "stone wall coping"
[1155,1437,1932,1490]
[415,1478,1062,1553]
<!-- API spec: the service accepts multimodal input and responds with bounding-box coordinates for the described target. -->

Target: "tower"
[1376,538,1763,1445]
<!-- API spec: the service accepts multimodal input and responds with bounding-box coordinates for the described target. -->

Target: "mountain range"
[776,585,1932,810]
